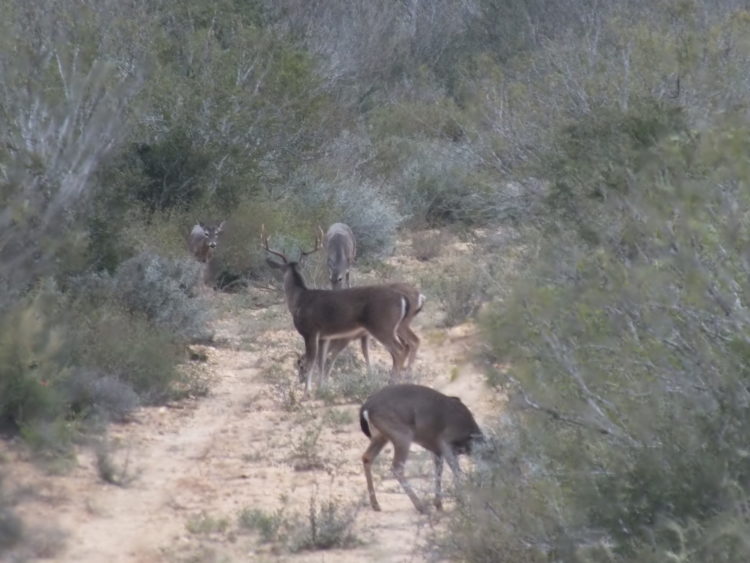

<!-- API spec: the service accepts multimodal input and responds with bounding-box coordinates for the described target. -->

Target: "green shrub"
[0,478,23,556]
[290,423,325,472]
[0,273,192,451]
[238,507,287,543]
[185,511,230,535]
[238,495,359,553]
[69,304,185,403]
[288,174,402,258]
[288,496,360,553]
[411,230,448,261]
[315,364,394,405]
[399,151,500,227]
[445,122,750,561]
[0,285,69,430]
[424,257,493,326]
[112,252,214,342]
[216,197,308,285]
[64,370,139,423]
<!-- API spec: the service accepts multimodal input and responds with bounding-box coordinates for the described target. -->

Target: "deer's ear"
[216,220,225,232]
[266,258,283,269]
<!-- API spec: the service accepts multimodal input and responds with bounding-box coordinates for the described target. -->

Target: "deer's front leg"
[301,336,319,397]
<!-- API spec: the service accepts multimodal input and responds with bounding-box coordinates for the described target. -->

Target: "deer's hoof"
[434,500,443,511]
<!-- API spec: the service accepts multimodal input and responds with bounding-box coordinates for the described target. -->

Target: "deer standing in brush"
[320,223,424,376]
[188,221,224,287]
[262,227,410,394]
[320,282,424,377]
[360,383,483,513]
[324,222,356,289]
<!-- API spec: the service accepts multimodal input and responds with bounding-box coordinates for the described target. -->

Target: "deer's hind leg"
[368,299,409,379]
[433,454,445,510]
[399,325,420,370]
[362,433,389,511]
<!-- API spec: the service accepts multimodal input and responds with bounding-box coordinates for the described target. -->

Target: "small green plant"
[239,494,360,553]
[185,511,230,535]
[411,230,448,261]
[315,365,393,405]
[262,363,302,411]
[19,419,77,470]
[238,507,287,543]
[288,495,360,552]
[323,408,354,431]
[290,423,325,471]
[94,438,139,487]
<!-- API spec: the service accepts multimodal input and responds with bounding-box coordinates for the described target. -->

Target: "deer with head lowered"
[324,222,356,289]
[188,221,225,286]
[360,383,483,513]
[262,227,410,395]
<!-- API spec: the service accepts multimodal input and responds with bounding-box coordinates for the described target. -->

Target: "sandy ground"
[2,236,503,562]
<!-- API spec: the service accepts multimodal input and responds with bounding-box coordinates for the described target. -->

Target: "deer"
[324,222,356,289]
[261,227,410,395]
[360,383,483,513]
[318,283,425,378]
[321,223,424,375]
[188,221,225,286]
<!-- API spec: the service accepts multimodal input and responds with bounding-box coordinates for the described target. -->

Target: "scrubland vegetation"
[3,0,750,560]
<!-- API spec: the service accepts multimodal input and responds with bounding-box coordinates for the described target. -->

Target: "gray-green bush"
[447,95,750,563]
[437,3,750,562]
[0,478,23,556]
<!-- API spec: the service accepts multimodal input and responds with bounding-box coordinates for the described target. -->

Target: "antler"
[300,229,322,259]
[260,224,289,263]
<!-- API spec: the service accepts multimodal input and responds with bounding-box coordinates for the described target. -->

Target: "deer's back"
[362,384,480,455]
[292,286,405,334]
[325,223,356,261]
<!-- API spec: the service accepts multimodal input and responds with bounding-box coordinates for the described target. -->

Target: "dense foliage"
[442,2,750,562]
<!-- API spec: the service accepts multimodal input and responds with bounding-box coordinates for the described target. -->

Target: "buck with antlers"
[262,227,410,394]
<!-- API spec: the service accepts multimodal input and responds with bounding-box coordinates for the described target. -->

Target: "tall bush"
[439,4,750,560]
[446,117,750,562]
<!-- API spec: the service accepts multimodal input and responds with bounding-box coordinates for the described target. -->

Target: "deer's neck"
[283,268,308,311]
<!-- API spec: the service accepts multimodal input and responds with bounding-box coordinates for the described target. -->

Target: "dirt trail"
[4,241,502,562]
